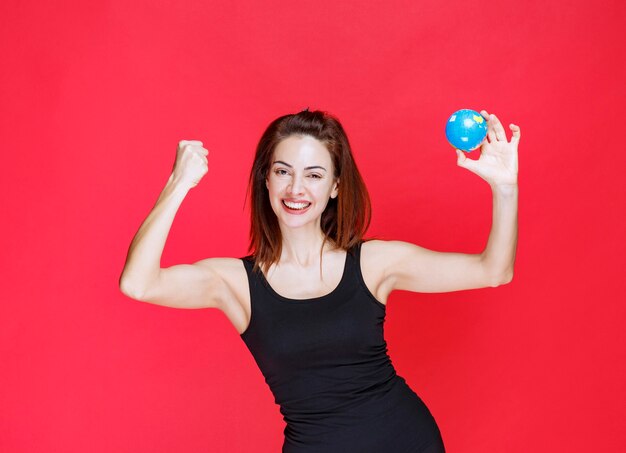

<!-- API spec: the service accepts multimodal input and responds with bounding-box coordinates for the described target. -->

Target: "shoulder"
[359,239,415,304]
[195,256,251,334]
[361,238,440,280]
[194,256,248,276]
[360,239,419,265]
[194,257,249,293]
[193,257,248,305]
[360,239,434,301]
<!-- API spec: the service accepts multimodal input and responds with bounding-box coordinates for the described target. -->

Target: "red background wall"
[2,0,624,451]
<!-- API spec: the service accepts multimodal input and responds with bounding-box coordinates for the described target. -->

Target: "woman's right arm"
[119,140,234,309]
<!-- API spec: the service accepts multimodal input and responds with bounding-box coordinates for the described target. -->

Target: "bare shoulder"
[362,238,419,255]
[359,239,406,305]
[360,239,437,302]
[195,257,251,334]
[360,239,416,271]
[195,257,248,287]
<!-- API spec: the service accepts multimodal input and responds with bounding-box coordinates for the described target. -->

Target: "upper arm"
[367,239,502,294]
[128,257,244,310]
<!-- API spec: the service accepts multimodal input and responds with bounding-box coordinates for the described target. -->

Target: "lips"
[282,200,311,210]
[281,199,312,214]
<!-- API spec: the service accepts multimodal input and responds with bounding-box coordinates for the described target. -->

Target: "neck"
[278,223,334,267]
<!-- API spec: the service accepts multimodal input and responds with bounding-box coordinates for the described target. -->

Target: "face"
[266,135,339,230]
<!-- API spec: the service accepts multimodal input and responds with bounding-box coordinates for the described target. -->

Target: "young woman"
[120,109,520,452]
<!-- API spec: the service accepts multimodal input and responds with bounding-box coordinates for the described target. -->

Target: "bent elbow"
[489,270,514,287]
[119,277,147,301]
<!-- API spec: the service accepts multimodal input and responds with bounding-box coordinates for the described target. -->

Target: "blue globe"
[445,109,488,152]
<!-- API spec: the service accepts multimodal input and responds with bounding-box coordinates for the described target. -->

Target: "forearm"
[480,184,518,284]
[119,174,191,297]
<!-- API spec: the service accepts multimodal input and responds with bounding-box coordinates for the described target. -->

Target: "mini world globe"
[445,109,488,152]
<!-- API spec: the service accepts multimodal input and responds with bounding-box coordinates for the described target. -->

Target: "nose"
[288,174,305,195]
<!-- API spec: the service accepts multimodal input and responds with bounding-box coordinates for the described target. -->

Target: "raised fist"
[171,140,209,189]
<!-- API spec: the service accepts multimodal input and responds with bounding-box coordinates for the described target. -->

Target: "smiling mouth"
[282,200,311,210]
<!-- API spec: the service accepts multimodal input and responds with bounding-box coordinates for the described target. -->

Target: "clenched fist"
[171,140,209,189]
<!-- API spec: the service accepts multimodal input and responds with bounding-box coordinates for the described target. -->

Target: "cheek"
[266,177,278,193]
[266,178,285,202]
[313,187,334,205]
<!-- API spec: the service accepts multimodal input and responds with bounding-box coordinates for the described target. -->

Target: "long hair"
[247,109,371,273]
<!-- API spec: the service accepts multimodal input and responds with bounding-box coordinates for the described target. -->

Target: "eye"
[308,173,322,179]
[274,169,288,176]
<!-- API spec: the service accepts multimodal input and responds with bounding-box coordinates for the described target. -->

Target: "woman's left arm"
[457,110,520,285]
[375,110,520,294]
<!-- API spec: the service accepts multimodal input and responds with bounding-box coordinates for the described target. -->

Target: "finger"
[183,144,208,157]
[489,114,507,141]
[456,148,464,162]
[510,123,521,142]
[193,147,209,158]
[487,118,496,143]
[456,149,464,166]
[480,110,496,142]
[456,149,475,171]
[476,110,498,145]
[194,151,208,165]
[178,140,204,149]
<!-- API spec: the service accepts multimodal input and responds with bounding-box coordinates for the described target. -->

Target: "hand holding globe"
[446,109,521,187]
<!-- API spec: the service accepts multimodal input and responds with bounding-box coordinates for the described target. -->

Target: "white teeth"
[283,200,311,210]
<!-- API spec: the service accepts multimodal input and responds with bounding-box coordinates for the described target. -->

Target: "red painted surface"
[1,0,624,451]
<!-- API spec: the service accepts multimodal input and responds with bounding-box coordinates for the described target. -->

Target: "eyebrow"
[272,160,327,172]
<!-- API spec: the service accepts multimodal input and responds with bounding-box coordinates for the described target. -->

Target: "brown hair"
[247,109,371,273]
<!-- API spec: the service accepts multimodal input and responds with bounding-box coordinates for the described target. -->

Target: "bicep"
[381,241,497,294]
[138,258,235,309]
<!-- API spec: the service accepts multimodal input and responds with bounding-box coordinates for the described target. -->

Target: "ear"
[330,179,339,199]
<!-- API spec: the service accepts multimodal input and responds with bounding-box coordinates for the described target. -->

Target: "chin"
[279,216,316,230]
[275,211,322,230]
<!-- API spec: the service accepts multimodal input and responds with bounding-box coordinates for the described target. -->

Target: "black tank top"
[240,242,445,453]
